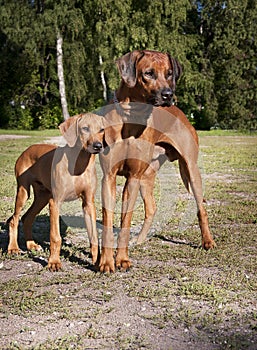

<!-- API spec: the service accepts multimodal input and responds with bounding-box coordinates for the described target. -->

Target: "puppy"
[8,113,104,270]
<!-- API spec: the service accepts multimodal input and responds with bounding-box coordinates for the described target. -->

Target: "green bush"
[36,105,64,129]
[7,106,34,130]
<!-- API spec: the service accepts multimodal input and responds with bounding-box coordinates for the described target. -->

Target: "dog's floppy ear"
[167,54,182,82]
[116,51,144,88]
[59,114,82,147]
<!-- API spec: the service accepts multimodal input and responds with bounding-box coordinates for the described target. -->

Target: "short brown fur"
[8,113,104,271]
[98,50,215,273]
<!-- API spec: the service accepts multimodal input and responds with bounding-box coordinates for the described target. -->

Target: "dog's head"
[116,50,182,107]
[59,113,105,153]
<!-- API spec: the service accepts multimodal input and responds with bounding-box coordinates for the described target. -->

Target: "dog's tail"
[179,158,191,193]
[179,158,207,205]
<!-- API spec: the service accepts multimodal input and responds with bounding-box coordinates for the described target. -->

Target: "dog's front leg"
[100,174,116,272]
[116,177,141,270]
[48,198,62,271]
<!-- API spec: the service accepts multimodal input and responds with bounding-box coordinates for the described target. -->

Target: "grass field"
[0,130,256,349]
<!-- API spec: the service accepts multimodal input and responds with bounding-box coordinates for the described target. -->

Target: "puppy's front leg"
[82,195,99,265]
[99,175,116,273]
[48,198,62,271]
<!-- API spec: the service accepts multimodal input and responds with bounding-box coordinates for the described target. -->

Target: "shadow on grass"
[154,233,199,249]
[0,215,99,272]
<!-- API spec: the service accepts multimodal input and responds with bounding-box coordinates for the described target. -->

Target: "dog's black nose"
[93,141,103,151]
[161,88,173,100]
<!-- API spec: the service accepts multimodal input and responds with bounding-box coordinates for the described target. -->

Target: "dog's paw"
[48,259,62,272]
[99,248,115,273]
[7,246,20,255]
[26,240,43,252]
[115,258,132,271]
[202,239,216,250]
[116,248,132,271]
[99,261,115,273]
[90,244,99,265]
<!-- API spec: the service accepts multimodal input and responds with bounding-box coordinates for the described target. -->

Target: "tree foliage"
[0,0,256,129]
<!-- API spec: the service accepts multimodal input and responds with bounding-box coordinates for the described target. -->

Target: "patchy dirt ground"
[0,257,219,350]
[0,133,256,349]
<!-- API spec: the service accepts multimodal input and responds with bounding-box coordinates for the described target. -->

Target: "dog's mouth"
[87,142,104,154]
[153,100,173,107]
[148,97,173,107]
[148,89,174,107]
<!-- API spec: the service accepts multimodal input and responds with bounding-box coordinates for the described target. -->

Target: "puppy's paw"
[26,240,43,252]
[7,246,20,255]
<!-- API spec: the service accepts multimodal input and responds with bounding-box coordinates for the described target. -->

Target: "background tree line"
[0,0,256,130]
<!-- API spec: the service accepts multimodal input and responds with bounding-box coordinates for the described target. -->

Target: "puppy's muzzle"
[92,141,103,153]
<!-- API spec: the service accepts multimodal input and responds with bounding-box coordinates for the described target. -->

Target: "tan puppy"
[8,113,104,270]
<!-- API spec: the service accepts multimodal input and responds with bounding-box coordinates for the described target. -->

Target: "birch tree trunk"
[57,31,70,120]
[99,54,107,102]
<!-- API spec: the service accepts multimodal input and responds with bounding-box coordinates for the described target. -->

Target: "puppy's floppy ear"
[59,114,82,147]
[167,54,182,82]
[116,50,144,88]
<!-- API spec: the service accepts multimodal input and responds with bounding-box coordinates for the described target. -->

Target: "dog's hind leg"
[134,151,166,245]
[179,158,215,250]
[131,171,157,245]
[22,185,51,251]
[8,184,29,254]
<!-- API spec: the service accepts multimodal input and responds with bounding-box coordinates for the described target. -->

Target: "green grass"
[198,129,257,136]
[0,128,60,137]
[0,130,256,349]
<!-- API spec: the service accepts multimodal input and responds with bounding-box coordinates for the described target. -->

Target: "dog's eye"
[167,70,173,79]
[144,70,155,79]
[99,128,104,133]
[82,126,90,132]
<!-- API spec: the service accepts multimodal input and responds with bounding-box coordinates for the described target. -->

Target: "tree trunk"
[57,31,70,120]
[99,54,107,101]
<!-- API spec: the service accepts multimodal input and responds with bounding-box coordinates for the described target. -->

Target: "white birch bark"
[57,31,70,120]
[99,54,107,101]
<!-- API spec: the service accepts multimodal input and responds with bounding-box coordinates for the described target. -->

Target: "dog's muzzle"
[150,88,174,107]
[92,141,103,153]
[161,88,173,102]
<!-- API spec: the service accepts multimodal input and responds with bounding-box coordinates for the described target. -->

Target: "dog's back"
[15,144,57,178]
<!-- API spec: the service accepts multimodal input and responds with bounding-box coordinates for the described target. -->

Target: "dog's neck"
[113,89,152,123]
[115,82,145,104]
[74,148,93,175]
[113,89,153,139]
[65,144,92,176]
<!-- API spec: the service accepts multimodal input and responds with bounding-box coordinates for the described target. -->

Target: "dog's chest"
[51,150,95,202]
[121,123,146,139]
[104,136,155,177]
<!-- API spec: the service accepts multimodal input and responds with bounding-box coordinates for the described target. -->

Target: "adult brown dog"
[98,50,215,273]
[8,113,104,270]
